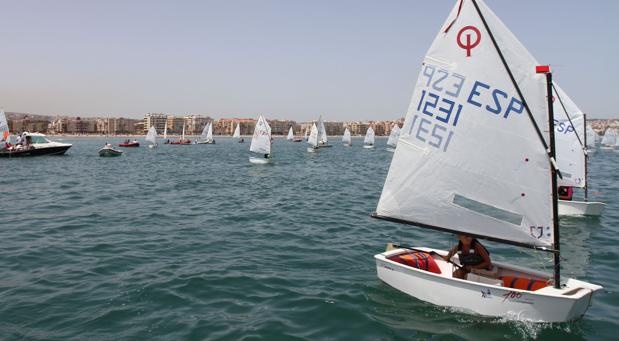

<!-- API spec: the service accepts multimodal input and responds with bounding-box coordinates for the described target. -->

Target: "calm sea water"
[0,136,617,340]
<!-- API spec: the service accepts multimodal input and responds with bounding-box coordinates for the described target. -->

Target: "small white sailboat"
[552,86,605,216]
[197,122,215,144]
[233,123,243,143]
[586,125,597,150]
[146,126,158,149]
[317,116,331,148]
[307,123,319,153]
[373,0,601,322]
[342,128,352,146]
[0,109,9,143]
[249,115,272,164]
[386,125,401,152]
[363,127,375,149]
[600,128,616,149]
[287,126,294,141]
[163,120,168,140]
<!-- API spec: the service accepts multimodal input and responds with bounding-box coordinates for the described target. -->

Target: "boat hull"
[98,148,123,157]
[375,247,601,322]
[307,147,318,153]
[119,142,139,147]
[558,200,606,216]
[249,156,272,164]
[343,143,352,147]
[386,147,396,153]
[196,140,215,144]
[0,145,71,157]
[363,144,375,149]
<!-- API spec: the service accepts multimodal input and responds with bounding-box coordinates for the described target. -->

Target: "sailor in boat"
[442,235,492,280]
[558,186,573,201]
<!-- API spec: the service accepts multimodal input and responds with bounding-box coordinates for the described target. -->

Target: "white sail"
[308,123,319,148]
[364,127,375,145]
[342,128,351,144]
[601,128,616,146]
[163,121,168,139]
[376,0,553,247]
[387,125,401,147]
[233,123,241,139]
[304,128,308,140]
[181,122,186,141]
[206,122,213,141]
[553,84,586,188]
[586,126,596,148]
[250,115,272,154]
[287,127,294,140]
[0,110,9,141]
[200,123,209,141]
[317,116,328,144]
[146,126,157,144]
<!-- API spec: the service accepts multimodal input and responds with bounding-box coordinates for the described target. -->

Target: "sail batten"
[376,0,554,247]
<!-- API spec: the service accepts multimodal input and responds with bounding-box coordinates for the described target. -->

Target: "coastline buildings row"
[6,111,618,136]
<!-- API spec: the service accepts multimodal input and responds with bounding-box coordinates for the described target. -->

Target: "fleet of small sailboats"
[372,0,602,322]
[249,115,272,164]
[363,127,375,149]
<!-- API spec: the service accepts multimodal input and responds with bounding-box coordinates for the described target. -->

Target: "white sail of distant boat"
[200,124,209,141]
[317,116,328,145]
[307,123,319,152]
[600,128,616,148]
[0,110,9,141]
[181,122,186,141]
[249,115,272,164]
[233,123,241,139]
[363,127,375,148]
[146,126,157,148]
[287,127,294,141]
[586,126,597,148]
[207,122,214,142]
[386,125,401,151]
[372,0,601,323]
[342,128,352,146]
[304,128,308,140]
[163,121,168,139]
[198,122,215,144]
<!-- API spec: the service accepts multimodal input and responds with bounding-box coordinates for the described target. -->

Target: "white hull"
[375,247,601,322]
[558,200,606,216]
[363,144,374,149]
[343,143,352,147]
[600,145,614,150]
[307,147,318,153]
[386,147,395,153]
[249,156,272,164]
[148,144,157,149]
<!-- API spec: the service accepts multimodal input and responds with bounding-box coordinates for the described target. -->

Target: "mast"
[542,67,561,289]
[584,113,589,201]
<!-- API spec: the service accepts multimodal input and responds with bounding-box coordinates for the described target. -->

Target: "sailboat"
[146,126,158,149]
[304,128,309,141]
[317,116,331,148]
[287,126,302,142]
[163,120,169,144]
[197,122,215,144]
[0,109,9,143]
[249,115,272,164]
[586,125,597,150]
[307,123,319,153]
[372,0,601,322]
[363,127,375,149]
[342,128,352,146]
[600,128,616,149]
[233,123,244,143]
[170,121,191,145]
[386,125,401,152]
[552,86,605,216]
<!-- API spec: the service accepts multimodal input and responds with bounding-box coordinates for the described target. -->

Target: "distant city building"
[144,113,168,134]
[216,118,256,135]
[268,119,296,135]
[186,115,212,135]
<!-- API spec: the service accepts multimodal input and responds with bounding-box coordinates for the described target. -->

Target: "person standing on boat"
[442,235,491,280]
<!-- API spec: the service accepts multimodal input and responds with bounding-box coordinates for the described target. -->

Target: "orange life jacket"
[501,276,549,291]
[389,252,442,274]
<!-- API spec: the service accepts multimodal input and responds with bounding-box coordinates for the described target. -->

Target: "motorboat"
[99,145,123,157]
[0,132,72,157]
[119,140,140,147]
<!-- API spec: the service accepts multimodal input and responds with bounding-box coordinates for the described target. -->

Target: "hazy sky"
[0,0,617,120]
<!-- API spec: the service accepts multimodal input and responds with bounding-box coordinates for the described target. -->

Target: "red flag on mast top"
[536,65,551,74]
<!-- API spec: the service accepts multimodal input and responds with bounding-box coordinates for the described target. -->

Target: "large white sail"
[250,115,272,154]
[287,127,294,140]
[233,123,241,139]
[181,122,186,140]
[308,123,319,148]
[146,126,157,144]
[387,125,401,147]
[163,121,168,139]
[553,84,586,188]
[376,0,553,247]
[206,122,213,141]
[317,116,328,144]
[0,110,9,141]
[364,127,375,145]
[586,126,596,148]
[601,128,616,146]
[342,128,351,144]
[200,124,209,141]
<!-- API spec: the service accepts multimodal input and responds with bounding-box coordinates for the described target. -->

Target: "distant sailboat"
[170,121,191,145]
[163,120,168,142]
[287,127,294,141]
[586,125,597,150]
[304,128,309,141]
[386,125,400,152]
[363,127,375,149]
[249,115,272,164]
[233,123,243,143]
[0,110,9,142]
[342,128,352,146]
[197,122,215,144]
[146,126,158,149]
[372,0,601,322]
[600,128,616,149]
[307,123,319,153]
[317,116,331,148]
